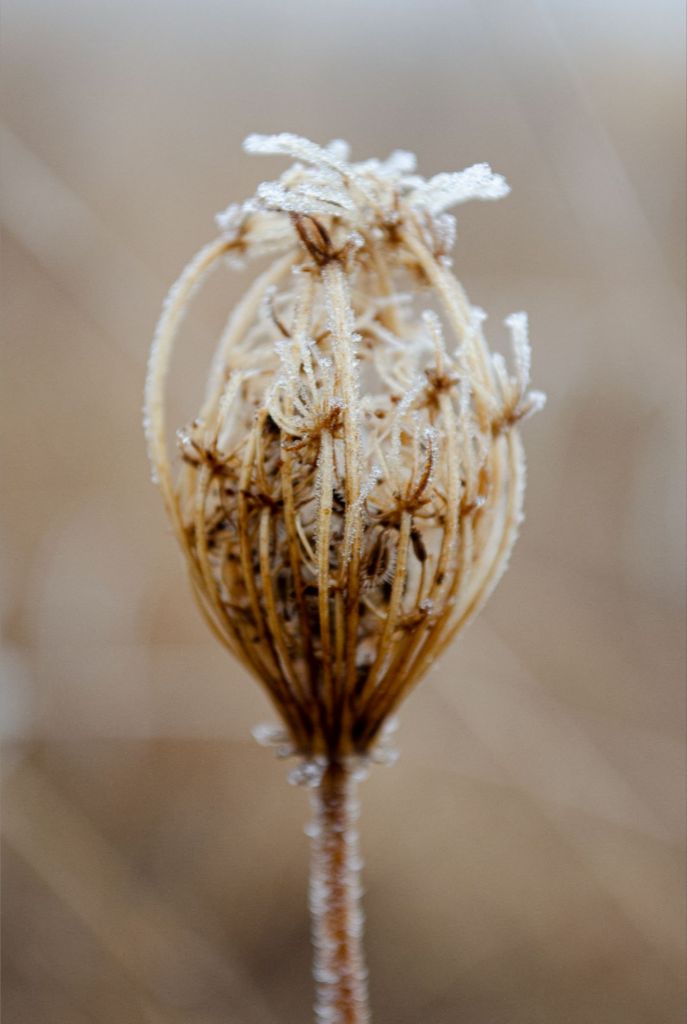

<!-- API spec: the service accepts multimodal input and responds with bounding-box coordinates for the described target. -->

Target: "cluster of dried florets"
[145,133,544,767]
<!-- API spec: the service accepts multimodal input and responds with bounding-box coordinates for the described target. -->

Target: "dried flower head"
[144,133,545,769]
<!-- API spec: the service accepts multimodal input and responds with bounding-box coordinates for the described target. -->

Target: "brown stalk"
[309,762,369,1024]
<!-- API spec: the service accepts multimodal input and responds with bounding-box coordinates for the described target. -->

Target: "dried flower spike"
[144,133,544,1023]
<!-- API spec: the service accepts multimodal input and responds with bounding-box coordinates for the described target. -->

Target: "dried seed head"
[144,133,544,761]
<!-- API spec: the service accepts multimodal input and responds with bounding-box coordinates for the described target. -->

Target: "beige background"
[2,1,685,1021]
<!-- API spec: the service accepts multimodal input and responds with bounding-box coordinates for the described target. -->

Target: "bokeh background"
[2,1,685,1021]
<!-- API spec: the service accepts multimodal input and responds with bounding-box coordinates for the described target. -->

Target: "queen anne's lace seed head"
[144,133,544,761]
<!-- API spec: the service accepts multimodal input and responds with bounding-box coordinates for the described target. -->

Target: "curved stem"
[309,763,369,1023]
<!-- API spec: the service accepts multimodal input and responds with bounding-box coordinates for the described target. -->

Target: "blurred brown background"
[2,1,685,1021]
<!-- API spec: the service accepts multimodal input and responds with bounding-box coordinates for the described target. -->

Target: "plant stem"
[309,762,369,1023]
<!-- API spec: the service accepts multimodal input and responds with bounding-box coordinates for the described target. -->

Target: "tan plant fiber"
[144,133,544,1023]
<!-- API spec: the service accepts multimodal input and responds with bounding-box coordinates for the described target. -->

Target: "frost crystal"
[215,201,244,241]
[408,163,510,214]
[505,311,531,392]
[252,721,290,747]
[290,758,327,788]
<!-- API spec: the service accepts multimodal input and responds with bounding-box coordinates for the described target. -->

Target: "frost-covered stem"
[309,763,369,1023]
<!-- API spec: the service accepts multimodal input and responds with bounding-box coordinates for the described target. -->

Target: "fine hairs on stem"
[144,133,544,1023]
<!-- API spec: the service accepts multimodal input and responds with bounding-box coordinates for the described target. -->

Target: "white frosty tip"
[383,149,417,174]
[215,201,243,240]
[325,138,351,162]
[504,311,530,392]
[522,389,547,417]
[243,132,348,175]
[410,163,510,214]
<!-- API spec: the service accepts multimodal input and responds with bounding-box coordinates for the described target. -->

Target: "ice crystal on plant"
[409,163,510,213]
